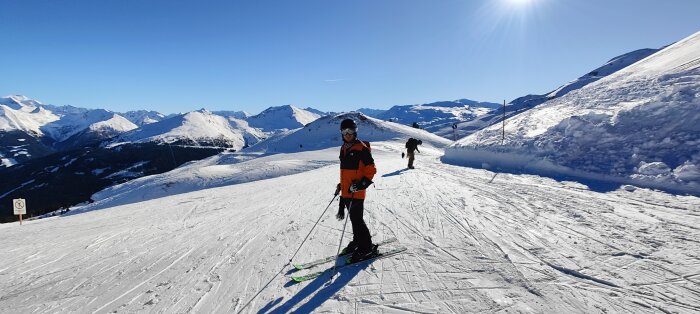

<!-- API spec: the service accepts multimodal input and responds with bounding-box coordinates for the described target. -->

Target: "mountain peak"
[247,105,321,132]
[1,95,42,110]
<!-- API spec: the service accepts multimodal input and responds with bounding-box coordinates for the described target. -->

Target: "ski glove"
[401,152,405,159]
[336,199,345,220]
[334,183,341,196]
[349,177,373,193]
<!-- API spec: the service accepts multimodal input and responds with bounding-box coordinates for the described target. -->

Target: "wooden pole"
[19,214,22,225]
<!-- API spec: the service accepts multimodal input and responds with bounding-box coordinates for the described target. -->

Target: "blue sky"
[1,0,699,114]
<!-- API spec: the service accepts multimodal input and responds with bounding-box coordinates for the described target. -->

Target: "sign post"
[502,100,506,144]
[13,198,26,225]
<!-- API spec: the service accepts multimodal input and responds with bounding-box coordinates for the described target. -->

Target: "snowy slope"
[245,112,452,154]
[0,141,698,313]
[546,48,660,99]
[112,110,263,150]
[444,48,662,141]
[246,105,321,132]
[444,31,700,194]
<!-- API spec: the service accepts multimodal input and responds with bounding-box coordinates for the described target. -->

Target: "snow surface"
[1,112,699,313]
[444,31,700,194]
[1,139,698,313]
[545,48,660,99]
[0,155,17,167]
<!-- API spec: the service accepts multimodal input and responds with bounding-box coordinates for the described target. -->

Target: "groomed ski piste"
[0,112,698,314]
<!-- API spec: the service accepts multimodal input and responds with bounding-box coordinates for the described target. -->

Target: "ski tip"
[291,277,304,283]
[293,264,303,270]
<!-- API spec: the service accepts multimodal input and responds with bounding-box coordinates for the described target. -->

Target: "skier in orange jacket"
[335,118,378,261]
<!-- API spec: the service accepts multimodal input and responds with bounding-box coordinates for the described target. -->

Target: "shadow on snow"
[260,263,369,314]
[382,168,410,178]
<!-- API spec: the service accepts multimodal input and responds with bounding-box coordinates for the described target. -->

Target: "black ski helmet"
[340,118,357,131]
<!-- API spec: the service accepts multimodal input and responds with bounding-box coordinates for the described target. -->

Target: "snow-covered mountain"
[121,110,169,126]
[245,112,452,154]
[53,114,138,150]
[444,31,700,194]
[112,109,264,150]
[30,105,136,143]
[0,96,140,165]
[0,96,139,144]
[302,107,331,117]
[246,105,322,132]
[369,99,501,136]
[0,96,60,135]
[356,107,387,117]
[212,110,251,120]
[0,95,43,110]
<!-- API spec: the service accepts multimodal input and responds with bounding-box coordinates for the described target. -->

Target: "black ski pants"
[339,197,373,250]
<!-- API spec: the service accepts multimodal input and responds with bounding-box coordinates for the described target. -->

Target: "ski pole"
[290,193,339,262]
[236,192,339,314]
[329,192,354,282]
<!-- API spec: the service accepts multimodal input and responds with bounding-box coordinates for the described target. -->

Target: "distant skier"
[335,118,378,261]
[405,138,422,169]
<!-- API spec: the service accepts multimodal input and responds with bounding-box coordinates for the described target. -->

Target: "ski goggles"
[341,128,356,135]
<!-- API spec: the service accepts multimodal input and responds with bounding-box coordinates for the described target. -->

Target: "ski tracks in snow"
[314,151,700,313]
[0,147,698,313]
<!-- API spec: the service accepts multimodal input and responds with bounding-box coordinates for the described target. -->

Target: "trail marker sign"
[13,198,26,225]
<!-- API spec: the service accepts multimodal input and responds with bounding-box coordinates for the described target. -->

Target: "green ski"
[290,246,407,283]
[292,237,397,270]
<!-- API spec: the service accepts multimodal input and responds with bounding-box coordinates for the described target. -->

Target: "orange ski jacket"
[339,140,376,199]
